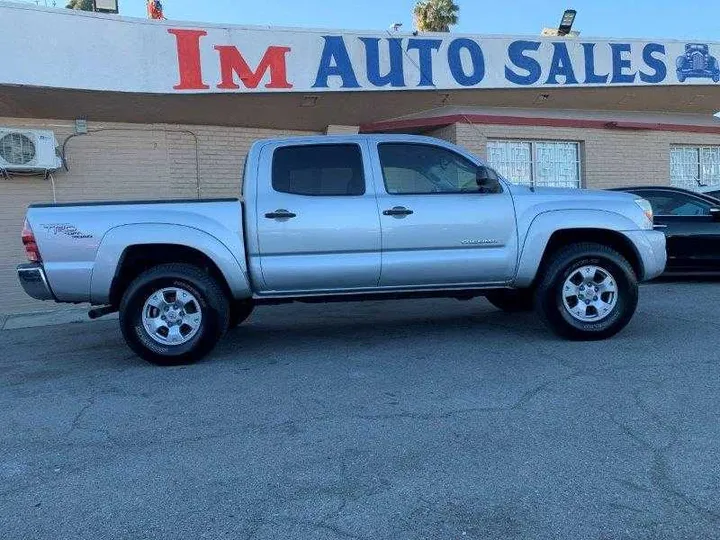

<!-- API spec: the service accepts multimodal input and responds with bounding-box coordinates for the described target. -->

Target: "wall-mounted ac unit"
[0,129,62,174]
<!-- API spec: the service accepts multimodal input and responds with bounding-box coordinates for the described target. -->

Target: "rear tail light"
[22,219,42,263]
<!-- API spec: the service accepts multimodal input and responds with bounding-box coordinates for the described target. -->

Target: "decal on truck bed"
[42,223,93,239]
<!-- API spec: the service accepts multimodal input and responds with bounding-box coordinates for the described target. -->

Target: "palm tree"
[66,0,93,10]
[413,0,460,32]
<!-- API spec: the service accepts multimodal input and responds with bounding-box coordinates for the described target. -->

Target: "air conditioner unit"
[0,129,62,174]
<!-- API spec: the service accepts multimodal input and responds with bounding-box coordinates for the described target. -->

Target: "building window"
[670,145,720,190]
[487,140,581,188]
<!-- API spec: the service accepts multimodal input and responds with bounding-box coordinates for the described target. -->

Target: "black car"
[610,186,720,272]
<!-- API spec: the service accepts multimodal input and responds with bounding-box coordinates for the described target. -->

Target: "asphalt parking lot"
[1,280,720,540]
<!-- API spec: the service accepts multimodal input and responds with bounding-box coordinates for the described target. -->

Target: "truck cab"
[245,135,516,294]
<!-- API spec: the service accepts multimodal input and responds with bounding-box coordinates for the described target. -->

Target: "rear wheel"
[485,289,534,312]
[119,263,229,365]
[534,243,638,340]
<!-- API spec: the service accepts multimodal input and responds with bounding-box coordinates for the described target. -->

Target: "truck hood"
[506,183,637,202]
[505,183,651,231]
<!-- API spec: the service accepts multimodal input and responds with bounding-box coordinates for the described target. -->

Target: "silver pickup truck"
[17,134,666,365]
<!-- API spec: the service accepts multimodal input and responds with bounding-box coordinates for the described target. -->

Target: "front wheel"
[119,263,230,365]
[534,243,638,340]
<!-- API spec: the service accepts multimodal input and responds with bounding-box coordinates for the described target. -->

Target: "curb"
[1,307,118,331]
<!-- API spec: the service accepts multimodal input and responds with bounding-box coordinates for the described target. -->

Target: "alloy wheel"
[561,265,618,322]
[141,287,203,345]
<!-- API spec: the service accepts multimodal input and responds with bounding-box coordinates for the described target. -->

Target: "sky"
[101,0,720,42]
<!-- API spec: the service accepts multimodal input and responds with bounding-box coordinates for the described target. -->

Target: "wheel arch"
[537,229,642,280]
[514,211,645,288]
[92,224,252,305]
[110,244,233,307]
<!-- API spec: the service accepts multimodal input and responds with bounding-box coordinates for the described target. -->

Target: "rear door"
[632,188,720,271]
[254,141,381,292]
[370,141,518,287]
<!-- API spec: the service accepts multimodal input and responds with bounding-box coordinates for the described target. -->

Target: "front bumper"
[623,230,667,281]
[17,263,56,301]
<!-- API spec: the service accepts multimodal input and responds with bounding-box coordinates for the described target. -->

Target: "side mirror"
[475,166,500,194]
[710,207,720,221]
[476,166,498,184]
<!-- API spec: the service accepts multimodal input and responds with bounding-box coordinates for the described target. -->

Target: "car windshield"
[633,191,713,216]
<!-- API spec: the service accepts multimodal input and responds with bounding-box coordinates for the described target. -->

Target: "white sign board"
[2,3,719,94]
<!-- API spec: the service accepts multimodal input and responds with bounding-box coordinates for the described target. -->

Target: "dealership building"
[1,1,720,315]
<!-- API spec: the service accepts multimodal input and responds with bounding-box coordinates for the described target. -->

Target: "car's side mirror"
[710,207,720,221]
[476,166,498,183]
[476,166,500,193]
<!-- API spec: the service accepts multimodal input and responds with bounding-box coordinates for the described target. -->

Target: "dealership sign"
[169,29,680,90]
[3,3,720,94]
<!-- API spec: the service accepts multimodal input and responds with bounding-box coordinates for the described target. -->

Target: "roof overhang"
[2,84,720,132]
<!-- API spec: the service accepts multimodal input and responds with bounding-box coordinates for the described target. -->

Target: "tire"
[485,289,534,312]
[534,243,638,341]
[119,263,230,366]
[229,300,255,328]
[677,71,686,82]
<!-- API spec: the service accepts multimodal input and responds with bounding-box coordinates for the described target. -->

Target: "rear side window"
[272,144,365,196]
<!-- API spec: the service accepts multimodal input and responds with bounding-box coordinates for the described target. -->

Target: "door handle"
[265,209,297,219]
[653,224,668,229]
[383,206,414,217]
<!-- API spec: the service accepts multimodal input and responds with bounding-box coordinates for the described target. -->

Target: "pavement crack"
[351,370,582,422]
[604,408,720,524]
[612,477,653,494]
[64,397,95,436]
[650,452,720,523]
[509,369,582,410]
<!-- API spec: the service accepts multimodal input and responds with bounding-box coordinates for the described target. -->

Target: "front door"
[255,141,381,293]
[370,141,518,288]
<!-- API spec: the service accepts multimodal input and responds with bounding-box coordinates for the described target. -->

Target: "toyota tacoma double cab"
[17,134,666,365]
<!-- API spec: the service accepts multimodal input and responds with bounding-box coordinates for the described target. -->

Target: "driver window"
[378,143,502,195]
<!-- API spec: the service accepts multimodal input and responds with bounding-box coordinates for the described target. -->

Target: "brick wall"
[453,122,720,189]
[425,124,457,144]
[0,117,315,315]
